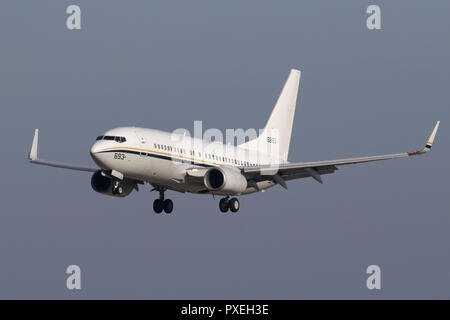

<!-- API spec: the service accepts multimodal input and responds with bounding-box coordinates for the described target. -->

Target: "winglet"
[425,121,440,150]
[408,121,440,155]
[29,129,39,160]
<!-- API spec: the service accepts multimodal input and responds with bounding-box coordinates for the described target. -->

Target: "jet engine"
[90,170,135,197]
[204,167,248,195]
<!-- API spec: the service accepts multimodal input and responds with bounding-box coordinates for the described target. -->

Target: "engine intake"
[204,167,248,195]
[91,170,135,197]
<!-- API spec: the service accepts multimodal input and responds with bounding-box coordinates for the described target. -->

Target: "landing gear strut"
[152,187,173,214]
[219,197,240,213]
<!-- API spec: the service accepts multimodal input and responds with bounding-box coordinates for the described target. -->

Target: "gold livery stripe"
[99,146,223,166]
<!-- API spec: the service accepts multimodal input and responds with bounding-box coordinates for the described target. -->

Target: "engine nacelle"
[90,170,135,197]
[204,166,248,195]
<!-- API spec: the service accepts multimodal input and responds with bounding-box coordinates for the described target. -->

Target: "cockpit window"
[95,135,126,143]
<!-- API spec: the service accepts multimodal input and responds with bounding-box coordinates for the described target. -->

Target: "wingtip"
[425,121,440,148]
[29,128,39,161]
[408,121,440,156]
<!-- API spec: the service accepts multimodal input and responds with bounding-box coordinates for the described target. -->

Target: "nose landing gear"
[111,180,123,195]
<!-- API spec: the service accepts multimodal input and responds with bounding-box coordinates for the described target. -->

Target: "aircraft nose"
[90,143,101,157]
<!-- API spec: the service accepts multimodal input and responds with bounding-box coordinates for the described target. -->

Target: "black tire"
[112,185,123,196]
[219,198,229,213]
[229,198,240,213]
[163,199,173,214]
[153,199,163,214]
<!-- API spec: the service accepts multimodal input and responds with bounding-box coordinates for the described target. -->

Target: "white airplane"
[29,69,440,214]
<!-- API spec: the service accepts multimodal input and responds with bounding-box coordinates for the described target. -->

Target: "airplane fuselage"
[90,126,279,195]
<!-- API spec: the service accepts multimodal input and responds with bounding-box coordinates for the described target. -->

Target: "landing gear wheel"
[112,186,123,195]
[153,199,163,214]
[163,199,173,214]
[229,198,240,213]
[219,198,229,213]
[112,180,123,196]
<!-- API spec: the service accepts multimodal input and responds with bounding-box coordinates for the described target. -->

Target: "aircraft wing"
[28,129,98,172]
[243,121,440,186]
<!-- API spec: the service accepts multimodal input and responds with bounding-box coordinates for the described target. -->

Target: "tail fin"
[240,69,301,161]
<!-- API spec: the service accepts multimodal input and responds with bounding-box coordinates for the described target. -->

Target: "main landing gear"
[219,197,240,213]
[152,187,173,214]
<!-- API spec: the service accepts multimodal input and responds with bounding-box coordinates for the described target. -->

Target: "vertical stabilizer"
[240,69,301,162]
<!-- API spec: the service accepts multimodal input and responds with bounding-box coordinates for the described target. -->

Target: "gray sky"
[0,0,449,299]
